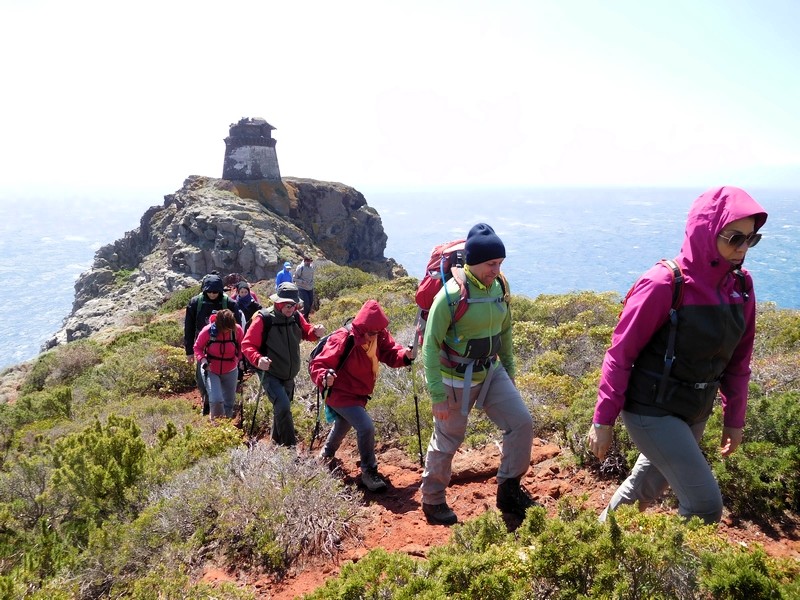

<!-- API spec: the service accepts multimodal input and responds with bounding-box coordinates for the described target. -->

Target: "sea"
[1,187,798,372]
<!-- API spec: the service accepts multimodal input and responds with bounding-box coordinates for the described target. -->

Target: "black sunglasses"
[718,231,762,249]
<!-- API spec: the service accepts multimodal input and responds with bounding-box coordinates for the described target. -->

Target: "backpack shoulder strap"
[732,268,750,302]
[194,294,205,330]
[257,308,274,339]
[655,259,684,404]
[658,259,684,310]
[447,268,509,343]
[337,333,356,372]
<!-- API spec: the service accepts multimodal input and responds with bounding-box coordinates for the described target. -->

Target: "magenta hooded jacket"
[593,187,768,429]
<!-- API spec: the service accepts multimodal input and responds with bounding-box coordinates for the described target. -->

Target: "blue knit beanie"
[465,223,506,266]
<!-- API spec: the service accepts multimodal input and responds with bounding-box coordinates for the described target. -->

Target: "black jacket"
[183,293,243,355]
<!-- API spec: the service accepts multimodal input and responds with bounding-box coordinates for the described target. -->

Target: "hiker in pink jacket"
[194,309,244,421]
[588,186,768,524]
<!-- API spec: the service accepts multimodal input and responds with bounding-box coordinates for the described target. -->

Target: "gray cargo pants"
[601,411,723,524]
[420,365,533,506]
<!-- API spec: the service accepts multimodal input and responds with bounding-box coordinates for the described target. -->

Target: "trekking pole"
[309,386,322,452]
[310,368,334,452]
[249,375,264,440]
[411,360,425,468]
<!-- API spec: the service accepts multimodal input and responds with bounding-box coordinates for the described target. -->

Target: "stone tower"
[222,117,281,181]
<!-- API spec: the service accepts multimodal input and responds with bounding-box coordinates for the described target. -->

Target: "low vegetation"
[0,264,798,598]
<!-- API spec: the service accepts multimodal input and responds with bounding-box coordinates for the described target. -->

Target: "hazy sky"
[2,0,799,197]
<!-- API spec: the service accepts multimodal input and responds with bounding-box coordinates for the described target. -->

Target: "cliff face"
[45,176,403,349]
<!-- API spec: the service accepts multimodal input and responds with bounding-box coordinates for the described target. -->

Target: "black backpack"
[308,317,355,380]
[194,294,232,332]
[621,258,747,404]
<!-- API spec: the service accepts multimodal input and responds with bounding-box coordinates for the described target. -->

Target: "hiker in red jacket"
[242,283,324,446]
[309,299,413,492]
[588,186,768,524]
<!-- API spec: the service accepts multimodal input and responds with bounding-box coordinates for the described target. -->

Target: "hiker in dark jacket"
[194,309,244,421]
[242,283,325,446]
[184,273,243,414]
[309,299,413,492]
[588,186,768,525]
[234,281,263,329]
[420,223,537,525]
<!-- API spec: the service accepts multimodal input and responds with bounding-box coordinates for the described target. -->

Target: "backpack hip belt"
[440,350,499,416]
[637,367,721,396]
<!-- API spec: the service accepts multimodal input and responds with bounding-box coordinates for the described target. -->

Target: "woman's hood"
[680,186,768,271]
[351,300,390,343]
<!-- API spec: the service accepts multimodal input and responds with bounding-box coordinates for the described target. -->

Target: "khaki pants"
[420,365,533,505]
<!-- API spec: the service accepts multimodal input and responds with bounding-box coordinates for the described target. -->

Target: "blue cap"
[284,261,292,269]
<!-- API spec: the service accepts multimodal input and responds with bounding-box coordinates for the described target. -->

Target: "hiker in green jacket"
[420,223,538,525]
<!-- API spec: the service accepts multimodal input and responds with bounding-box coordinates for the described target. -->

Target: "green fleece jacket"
[422,267,515,405]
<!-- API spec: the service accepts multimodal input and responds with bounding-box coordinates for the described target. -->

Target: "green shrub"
[91,340,194,395]
[108,319,185,350]
[754,304,800,355]
[21,341,103,394]
[699,548,785,599]
[702,391,800,516]
[313,264,382,302]
[159,285,201,313]
[51,414,147,529]
[0,386,73,435]
[75,444,363,592]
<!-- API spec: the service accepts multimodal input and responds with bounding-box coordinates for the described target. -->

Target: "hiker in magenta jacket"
[309,299,413,492]
[193,309,244,421]
[588,186,768,524]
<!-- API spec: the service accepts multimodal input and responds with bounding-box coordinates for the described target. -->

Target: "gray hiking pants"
[420,365,533,506]
[601,411,723,524]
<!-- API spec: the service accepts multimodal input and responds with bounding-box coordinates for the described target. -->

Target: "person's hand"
[720,426,744,457]
[406,343,418,361]
[324,369,336,388]
[587,424,613,460]
[187,354,195,364]
[200,359,209,373]
[403,346,415,365]
[313,324,326,338]
[257,356,272,371]
[432,400,449,421]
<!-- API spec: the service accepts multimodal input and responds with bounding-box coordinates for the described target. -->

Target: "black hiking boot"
[496,477,541,518]
[361,467,388,492]
[422,502,458,525]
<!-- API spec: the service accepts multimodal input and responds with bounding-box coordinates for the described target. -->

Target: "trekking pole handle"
[324,369,336,388]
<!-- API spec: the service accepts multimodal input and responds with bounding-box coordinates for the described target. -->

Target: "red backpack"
[415,239,467,318]
[412,238,508,349]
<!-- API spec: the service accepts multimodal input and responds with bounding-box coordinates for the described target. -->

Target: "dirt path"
[200,438,800,599]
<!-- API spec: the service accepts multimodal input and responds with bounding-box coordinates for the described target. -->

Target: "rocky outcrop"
[45,176,403,349]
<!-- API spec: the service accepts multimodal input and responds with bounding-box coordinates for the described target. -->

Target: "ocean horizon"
[2,186,798,371]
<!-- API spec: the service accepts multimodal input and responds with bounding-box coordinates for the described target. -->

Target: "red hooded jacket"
[309,300,410,409]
